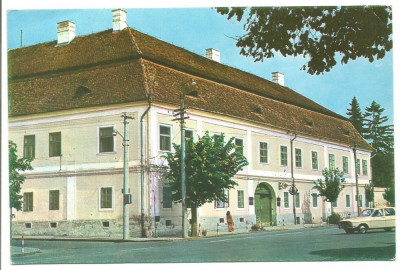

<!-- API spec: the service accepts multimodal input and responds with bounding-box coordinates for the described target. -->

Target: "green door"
[255,188,272,225]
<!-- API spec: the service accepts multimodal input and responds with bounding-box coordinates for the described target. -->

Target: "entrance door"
[255,184,274,226]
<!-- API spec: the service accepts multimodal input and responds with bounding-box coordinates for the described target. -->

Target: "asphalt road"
[11,227,395,264]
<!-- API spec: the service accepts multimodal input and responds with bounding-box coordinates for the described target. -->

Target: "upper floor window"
[280,145,288,166]
[311,151,318,170]
[259,142,268,163]
[329,154,335,170]
[160,125,172,151]
[235,138,244,155]
[23,192,33,212]
[342,156,349,174]
[362,160,368,175]
[356,159,361,175]
[24,135,35,159]
[99,127,114,153]
[295,148,302,168]
[49,132,62,157]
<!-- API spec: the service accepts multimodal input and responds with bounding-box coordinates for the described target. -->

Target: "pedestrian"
[226,211,234,232]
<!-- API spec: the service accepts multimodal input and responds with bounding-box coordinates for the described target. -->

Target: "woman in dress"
[226,211,234,232]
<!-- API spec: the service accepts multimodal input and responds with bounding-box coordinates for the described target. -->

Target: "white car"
[338,207,395,234]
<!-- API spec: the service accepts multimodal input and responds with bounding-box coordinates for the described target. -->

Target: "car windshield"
[360,209,373,217]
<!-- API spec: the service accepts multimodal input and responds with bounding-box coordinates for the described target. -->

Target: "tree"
[9,140,33,218]
[216,6,392,75]
[383,183,395,206]
[314,168,345,213]
[346,96,363,135]
[164,132,248,236]
[364,182,374,208]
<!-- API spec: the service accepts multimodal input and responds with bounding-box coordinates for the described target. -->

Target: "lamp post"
[113,112,134,240]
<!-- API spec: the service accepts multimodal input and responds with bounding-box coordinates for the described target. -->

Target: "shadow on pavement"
[309,244,396,261]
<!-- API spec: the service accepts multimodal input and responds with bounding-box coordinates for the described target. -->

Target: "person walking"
[226,211,234,232]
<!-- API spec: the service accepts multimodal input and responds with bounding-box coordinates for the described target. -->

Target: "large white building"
[8,10,373,237]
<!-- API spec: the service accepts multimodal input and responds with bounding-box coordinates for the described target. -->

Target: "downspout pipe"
[290,133,297,225]
[141,95,152,237]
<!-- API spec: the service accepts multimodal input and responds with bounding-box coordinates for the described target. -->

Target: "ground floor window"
[284,192,289,208]
[311,193,318,208]
[49,190,59,210]
[163,186,172,208]
[332,198,337,208]
[100,187,113,209]
[23,192,33,212]
[346,194,351,208]
[295,192,300,208]
[215,190,228,209]
[237,190,244,209]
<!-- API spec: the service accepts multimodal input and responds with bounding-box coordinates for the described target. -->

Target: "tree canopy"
[164,132,248,236]
[314,168,345,211]
[9,141,33,217]
[216,6,392,75]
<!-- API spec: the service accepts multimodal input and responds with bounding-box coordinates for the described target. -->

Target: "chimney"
[57,21,76,45]
[272,72,285,86]
[205,48,220,63]
[112,9,127,32]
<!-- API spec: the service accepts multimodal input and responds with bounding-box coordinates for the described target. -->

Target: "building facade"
[8,10,372,237]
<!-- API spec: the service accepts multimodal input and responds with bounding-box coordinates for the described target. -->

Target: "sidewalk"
[11,223,329,257]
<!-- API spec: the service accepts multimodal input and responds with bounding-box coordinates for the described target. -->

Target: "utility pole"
[353,144,360,215]
[173,94,189,238]
[120,113,134,240]
[289,133,297,225]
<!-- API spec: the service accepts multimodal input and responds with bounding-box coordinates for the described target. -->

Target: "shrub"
[251,224,261,231]
[328,212,342,224]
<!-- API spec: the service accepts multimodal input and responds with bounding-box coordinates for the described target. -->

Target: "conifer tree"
[346,96,363,135]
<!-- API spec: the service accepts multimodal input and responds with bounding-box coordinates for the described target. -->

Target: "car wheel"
[345,229,354,234]
[358,225,367,234]
[384,228,393,232]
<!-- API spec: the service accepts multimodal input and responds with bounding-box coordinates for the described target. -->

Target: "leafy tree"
[363,101,393,153]
[216,6,392,75]
[346,96,363,135]
[383,182,395,206]
[9,141,33,218]
[164,132,248,237]
[314,168,345,214]
[364,182,374,208]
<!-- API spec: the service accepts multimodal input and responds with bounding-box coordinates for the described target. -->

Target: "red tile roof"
[8,27,372,150]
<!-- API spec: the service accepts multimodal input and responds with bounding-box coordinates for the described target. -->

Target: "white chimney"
[112,9,127,32]
[57,21,76,45]
[205,48,220,63]
[272,72,285,86]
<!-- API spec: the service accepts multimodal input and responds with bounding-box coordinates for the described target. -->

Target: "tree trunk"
[191,206,198,237]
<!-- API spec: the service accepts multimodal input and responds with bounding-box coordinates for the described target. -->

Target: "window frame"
[280,145,288,167]
[162,186,173,209]
[259,141,269,164]
[235,138,244,155]
[215,189,229,210]
[98,126,116,154]
[49,132,62,157]
[159,124,172,152]
[311,151,318,170]
[311,193,318,208]
[295,192,301,208]
[23,135,35,159]
[362,159,368,175]
[99,187,114,211]
[23,192,33,212]
[295,148,302,168]
[284,192,290,209]
[237,189,245,209]
[329,153,335,170]
[342,156,349,174]
[345,194,351,208]
[356,159,361,175]
[49,190,60,211]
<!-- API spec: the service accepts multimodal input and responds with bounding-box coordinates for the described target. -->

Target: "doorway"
[255,182,276,226]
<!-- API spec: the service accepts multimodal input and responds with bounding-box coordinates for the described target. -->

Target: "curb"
[11,248,41,257]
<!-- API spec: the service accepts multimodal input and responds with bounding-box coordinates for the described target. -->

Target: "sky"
[5,4,394,125]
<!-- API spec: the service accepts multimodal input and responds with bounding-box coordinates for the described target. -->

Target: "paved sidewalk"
[11,223,329,257]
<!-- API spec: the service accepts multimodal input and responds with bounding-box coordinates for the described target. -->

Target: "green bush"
[328,212,342,224]
[251,224,261,231]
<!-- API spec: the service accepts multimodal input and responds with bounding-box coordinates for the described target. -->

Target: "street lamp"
[113,112,134,240]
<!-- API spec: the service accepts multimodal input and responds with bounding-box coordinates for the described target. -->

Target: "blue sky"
[7,7,394,124]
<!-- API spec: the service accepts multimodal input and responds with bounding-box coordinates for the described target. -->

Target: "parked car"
[338,207,395,234]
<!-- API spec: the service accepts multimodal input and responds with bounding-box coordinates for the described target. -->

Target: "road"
[11,227,395,264]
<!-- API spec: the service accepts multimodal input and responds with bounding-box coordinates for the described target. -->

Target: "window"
[235,138,244,155]
[23,192,33,212]
[160,125,171,151]
[346,194,351,208]
[50,222,57,228]
[295,148,302,168]
[23,135,35,158]
[184,129,194,141]
[284,192,289,208]
[237,190,244,209]
[100,187,113,209]
[329,154,335,170]
[216,190,229,208]
[332,198,337,208]
[312,151,318,170]
[358,195,363,208]
[362,160,368,175]
[213,133,224,142]
[99,127,114,153]
[280,146,288,166]
[295,192,300,208]
[49,132,61,157]
[49,190,59,210]
[259,142,268,163]
[312,193,318,208]
[384,208,395,216]
[163,186,172,208]
[356,159,361,175]
[342,156,349,174]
